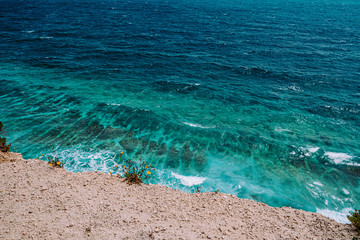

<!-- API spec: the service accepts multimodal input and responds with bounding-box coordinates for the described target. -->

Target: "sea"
[1,0,359,223]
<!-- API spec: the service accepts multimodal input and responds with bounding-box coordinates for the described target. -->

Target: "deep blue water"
[1,0,360,223]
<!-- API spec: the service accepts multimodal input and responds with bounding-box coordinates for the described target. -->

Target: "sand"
[0,151,357,240]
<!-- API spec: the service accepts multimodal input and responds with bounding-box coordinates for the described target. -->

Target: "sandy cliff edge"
[0,152,357,240]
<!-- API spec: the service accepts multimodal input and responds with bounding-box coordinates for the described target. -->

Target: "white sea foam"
[171,172,206,187]
[287,85,303,92]
[55,145,116,173]
[278,84,302,92]
[307,147,319,153]
[324,152,357,165]
[316,208,352,224]
[107,103,122,106]
[274,126,291,133]
[307,187,319,196]
[307,181,324,196]
[183,122,213,129]
[299,147,320,157]
[330,195,344,203]
[343,188,350,195]
[299,146,319,155]
[313,181,324,187]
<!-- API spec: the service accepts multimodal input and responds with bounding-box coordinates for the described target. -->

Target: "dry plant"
[111,152,155,184]
[0,121,11,152]
[41,146,65,168]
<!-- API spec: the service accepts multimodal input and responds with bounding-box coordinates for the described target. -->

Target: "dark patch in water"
[135,138,149,156]
[320,136,332,146]
[194,152,207,171]
[97,126,126,140]
[97,142,116,150]
[83,121,105,138]
[156,143,167,156]
[167,147,180,168]
[341,165,360,179]
[181,144,194,167]
[148,141,158,152]
[119,138,140,154]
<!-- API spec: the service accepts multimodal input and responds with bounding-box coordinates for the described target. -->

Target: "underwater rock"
[156,143,167,156]
[320,136,332,146]
[167,147,180,168]
[335,164,360,179]
[63,109,82,121]
[142,139,149,149]
[119,138,140,154]
[181,144,194,167]
[148,141,158,152]
[135,138,149,156]
[84,121,104,137]
[194,152,207,171]
[97,142,116,149]
[97,126,126,140]
[125,131,134,139]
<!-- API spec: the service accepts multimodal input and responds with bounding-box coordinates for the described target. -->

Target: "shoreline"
[0,151,357,239]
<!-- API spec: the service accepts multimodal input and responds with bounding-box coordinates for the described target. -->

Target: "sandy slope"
[0,152,357,240]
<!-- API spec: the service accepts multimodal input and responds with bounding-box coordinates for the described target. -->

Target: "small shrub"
[122,158,154,184]
[0,137,11,152]
[348,209,360,233]
[113,152,155,184]
[41,146,64,168]
[0,122,11,152]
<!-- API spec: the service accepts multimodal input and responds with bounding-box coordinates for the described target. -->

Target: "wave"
[291,147,359,167]
[171,172,206,187]
[152,81,202,94]
[274,127,292,133]
[39,36,54,39]
[182,122,214,129]
[316,208,352,224]
[306,105,360,122]
[324,151,359,166]
[306,147,320,153]
[106,103,122,106]
[42,145,117,173]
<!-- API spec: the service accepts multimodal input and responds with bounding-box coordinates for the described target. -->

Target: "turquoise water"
[1,0,360,223]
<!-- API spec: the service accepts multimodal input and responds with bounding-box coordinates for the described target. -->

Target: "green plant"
[348,209,360,234]
[41,146,64,168]
[0,121,11,152]
[112,152,154,184]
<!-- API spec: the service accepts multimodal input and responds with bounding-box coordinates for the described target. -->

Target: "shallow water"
[1,0,359,223]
